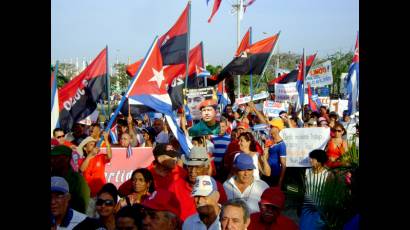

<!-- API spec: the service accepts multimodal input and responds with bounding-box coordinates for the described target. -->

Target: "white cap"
[191,176,217,197]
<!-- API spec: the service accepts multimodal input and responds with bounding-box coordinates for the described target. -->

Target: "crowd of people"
[51,97,359,229]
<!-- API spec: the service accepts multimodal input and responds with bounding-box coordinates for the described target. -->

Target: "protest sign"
[99,147,155,188]
[235,91,270,105]
[280,128,330,167]
[263,100,288,117]
[186,87,216,120]
[274,82,298,103]
[330,99,349,117]
[306,60,333,87]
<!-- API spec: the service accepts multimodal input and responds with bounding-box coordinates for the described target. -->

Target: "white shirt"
[182,213,221,230]
[223,177,269,214]
[57,209,87,230]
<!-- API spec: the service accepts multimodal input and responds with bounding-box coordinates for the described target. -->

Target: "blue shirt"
[211,134,231,167]
[268,140,286,176]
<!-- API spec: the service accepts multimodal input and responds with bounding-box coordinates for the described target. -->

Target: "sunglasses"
[56,135,65,139]
[96,198,115,206]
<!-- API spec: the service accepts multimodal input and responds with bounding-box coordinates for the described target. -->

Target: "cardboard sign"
[280,128,330,167]
[306,60,333,87]
[235,91,270,105]
[263,100,288,117]
[186,87,216,120]
[274,82,299,103]
[98,147,155,188]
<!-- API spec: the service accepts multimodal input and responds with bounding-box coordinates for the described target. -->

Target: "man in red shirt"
[249,187,298,230]
[77,133,112,198]
[168,147,227,221]
[118,143,187,196]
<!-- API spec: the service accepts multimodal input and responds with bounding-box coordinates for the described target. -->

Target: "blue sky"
[51,0,358,67]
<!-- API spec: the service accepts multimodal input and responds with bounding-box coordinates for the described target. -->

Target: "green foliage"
[111,63,130,93]
[326,51,353,96]
[206,64,222,75]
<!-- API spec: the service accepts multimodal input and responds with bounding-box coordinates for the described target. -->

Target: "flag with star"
[125,36,192,155]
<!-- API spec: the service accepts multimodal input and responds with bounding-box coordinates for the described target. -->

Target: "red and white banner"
[98,147,154,188]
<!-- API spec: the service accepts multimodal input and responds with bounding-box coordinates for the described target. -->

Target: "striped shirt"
[211,134,231,167]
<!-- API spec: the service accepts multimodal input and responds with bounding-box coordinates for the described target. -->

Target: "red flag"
[297,53,317,82]
[307,83,318,112]
[235,28,251,57]
[208,0,222,23]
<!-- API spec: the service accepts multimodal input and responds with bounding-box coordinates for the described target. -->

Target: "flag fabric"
[244,0,256,12]
[208,33,280,86]
[269,54,316,85]
[345,34,359,115]
[58,47,107,132]
[235,28,251,57]
[296,52,317,111]
[125,36,192,155]
[51,63,60,137]
[109,123,119,144]
[307,83,318,112]
[208,0,222,23]
[206,0,210,6]
[126,144,133,158]
[158,4,189,65]
[217,80,230,111]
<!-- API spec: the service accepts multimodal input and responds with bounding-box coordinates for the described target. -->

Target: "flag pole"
[184,1,191,90]
[302,48,306,118]
[255,31,281,89]
[236,0,241,100]
[106,45,111,121]
[249,27,253,100]
[201,41,207,87]
[98,36,159,147]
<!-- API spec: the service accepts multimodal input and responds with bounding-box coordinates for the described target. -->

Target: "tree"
[111,63,130,93]
[327,51,353,97]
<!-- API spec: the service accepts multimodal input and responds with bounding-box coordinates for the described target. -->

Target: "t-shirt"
[182,213,221,230]
[189,120,220,136]
[169,177,227,221]
[78,154,110,197]
[56,209,87,230]
[248,212,299,230]
[223,177,269,214]
[267,140,286,176]
[211,134,231,168]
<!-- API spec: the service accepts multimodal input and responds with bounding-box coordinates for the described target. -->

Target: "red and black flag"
[269,53,317,85]
[158,3,189,65]
[58,47,107,131]
[235,28,251,57]
[207,32,280,86]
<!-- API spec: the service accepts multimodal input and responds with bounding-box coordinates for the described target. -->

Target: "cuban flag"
[109,123,119,144]
[51,62,60,137]
[126,36,192,155]
[195,65,211,78]
[296,52,316,111]
[126,144,133,158]
[345,34,359,115]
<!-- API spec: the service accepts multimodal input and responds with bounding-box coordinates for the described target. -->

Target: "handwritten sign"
[235,91,270,105]
[263,100,288,117]
[306,60,333,87]
[274,82,298,103]
[280,128,330,167]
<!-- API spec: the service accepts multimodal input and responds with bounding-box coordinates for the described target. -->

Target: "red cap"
[236,122,250,130]
[197,99,217,110]
[141,189,180,217]
[260,187,285,209]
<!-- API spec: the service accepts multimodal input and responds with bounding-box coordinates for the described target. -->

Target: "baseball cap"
[259,187,285,209]
[50,145,72,157]
[153,143,181,158]
[318,117,327,123]
[182,147,213,166]
[77,136,98,157]
[236,122,250,130]
[51,176,69,194]
[197,99,217,110]
[269,118,285,131]
[233,153,256,170]
[191,175,218,197]
[141,189,180,216]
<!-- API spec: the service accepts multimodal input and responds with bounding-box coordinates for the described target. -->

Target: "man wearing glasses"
[53,128,77,151]
[51,176,87,229]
